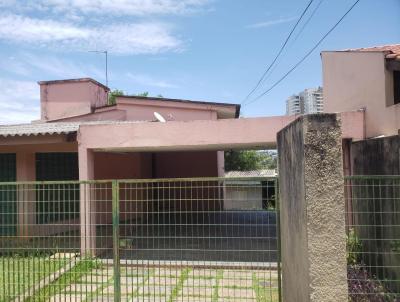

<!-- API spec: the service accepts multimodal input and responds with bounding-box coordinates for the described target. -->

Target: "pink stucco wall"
[77,113,364,157]
[119,103,217,121]
[322,51,400,138]
[40,80,108,121]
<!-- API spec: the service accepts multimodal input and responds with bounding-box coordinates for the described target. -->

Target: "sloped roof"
[0,121,148,137]
[225,170,277,178]
[0,122,80,137]
[342,44,400,59]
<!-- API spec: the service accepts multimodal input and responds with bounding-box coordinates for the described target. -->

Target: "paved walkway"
[49,266,279,302]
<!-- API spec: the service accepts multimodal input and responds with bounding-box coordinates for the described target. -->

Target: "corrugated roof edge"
[38,78,110,91]
[0,120,150,137]
[117,95,241,118]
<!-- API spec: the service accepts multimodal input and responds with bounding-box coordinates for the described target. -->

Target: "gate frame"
[110,176,282,302]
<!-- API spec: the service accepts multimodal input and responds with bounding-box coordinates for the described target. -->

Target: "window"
[0,154,16,236]
[36,153,79,224]
[394,70,400,105]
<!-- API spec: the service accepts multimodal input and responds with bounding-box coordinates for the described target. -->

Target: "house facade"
[322,45,400,138]
[2,42,389,251]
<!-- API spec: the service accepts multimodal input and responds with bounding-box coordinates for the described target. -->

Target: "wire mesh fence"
[345,176,400,302]
[0,177,280,302]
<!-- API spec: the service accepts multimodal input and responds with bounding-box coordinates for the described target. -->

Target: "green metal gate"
[0,177,281,302]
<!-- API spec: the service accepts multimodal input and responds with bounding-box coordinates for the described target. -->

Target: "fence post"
[112,180,121,302]
[275,179,282,302]
[277,114,348,302]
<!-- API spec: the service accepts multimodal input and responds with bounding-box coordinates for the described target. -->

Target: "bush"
[348,265,396,302]
[347,228,362,265]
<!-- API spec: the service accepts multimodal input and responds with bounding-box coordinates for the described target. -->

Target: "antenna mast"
[89,50,108,87]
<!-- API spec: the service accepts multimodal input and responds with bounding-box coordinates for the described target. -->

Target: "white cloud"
[126,72,178,88]
[35,0,208,16]
[0,14,183,54]
[247,16,298,29]
[0,79,40,124]
[23,53,105,78]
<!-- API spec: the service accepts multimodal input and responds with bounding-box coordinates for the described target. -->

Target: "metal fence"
[345,176,400,301]
[0,177,280,302]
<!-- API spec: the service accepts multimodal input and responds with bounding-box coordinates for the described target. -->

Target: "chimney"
[38,78,109,121]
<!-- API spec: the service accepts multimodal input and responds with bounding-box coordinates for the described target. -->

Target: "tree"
[224,150,277,172]
[108,89,124,105]
[137,92,149,97]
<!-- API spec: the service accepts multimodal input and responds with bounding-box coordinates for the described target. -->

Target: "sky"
[0,0,399,123]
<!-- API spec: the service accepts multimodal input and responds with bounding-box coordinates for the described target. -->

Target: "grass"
[211,269,223,302]
[167,268,191,302]
[252,272,279,302]
[0,256,67,302]
[25,258,102,302]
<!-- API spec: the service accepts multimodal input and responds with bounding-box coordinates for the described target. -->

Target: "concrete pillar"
[78,147,96,256]
[16,151,36,237]
[277,114,348,302]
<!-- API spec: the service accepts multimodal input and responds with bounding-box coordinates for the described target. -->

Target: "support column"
[277,114,348,302]
[78,147,96,256]
[16,151,36,238]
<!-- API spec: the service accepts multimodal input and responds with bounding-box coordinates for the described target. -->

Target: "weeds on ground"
[25,257,102,302]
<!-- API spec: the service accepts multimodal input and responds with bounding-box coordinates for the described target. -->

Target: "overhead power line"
[241,0,315,104]
[291,0,325,45]
[243,0,361,107]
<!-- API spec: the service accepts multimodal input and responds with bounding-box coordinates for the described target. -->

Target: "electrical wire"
[243,0,361,107]
[241,0,316,104]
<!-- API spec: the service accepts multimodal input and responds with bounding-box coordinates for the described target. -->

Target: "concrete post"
[16,151,36,237]
[78,147,96,256]
[277,114,348,302]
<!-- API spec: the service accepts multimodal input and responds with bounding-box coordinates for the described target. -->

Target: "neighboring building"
[286,95,302,115]
[300,87,324,114]
[286,87,323,115]
[322,44,400,138]
[224,170,277,210]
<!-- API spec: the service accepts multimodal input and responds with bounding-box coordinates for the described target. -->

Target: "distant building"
[224,170,277,210]
[301,87,324,113]
[286,95,302,115]
[286,87,323,115]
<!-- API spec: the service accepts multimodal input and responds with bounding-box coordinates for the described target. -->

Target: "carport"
[76,113,364,261]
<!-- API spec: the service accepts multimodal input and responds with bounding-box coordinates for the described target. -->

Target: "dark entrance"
[0,153,16,236]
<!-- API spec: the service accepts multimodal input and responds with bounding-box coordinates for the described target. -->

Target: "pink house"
[5,42,396,252]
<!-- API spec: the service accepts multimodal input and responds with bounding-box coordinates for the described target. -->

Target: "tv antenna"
[89,50,108,87]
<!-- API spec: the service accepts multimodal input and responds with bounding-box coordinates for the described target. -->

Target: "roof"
[38,78,110,91]
[0,122,81,137]
[117,95,241,118]
[337,44,400,59]
[0,121,147,137]
[225,170,277,178]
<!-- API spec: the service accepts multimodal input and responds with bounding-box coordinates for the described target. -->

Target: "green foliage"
[108,90,164,105]
[224,150,277,172]
[108,89,124,105]
[390,240,400,253]
[137,91,149,97]
[347,228,362,265]
[26,257,102,302]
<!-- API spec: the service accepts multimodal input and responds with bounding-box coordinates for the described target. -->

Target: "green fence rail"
[345,175,400,301]
[0,177,280,302]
